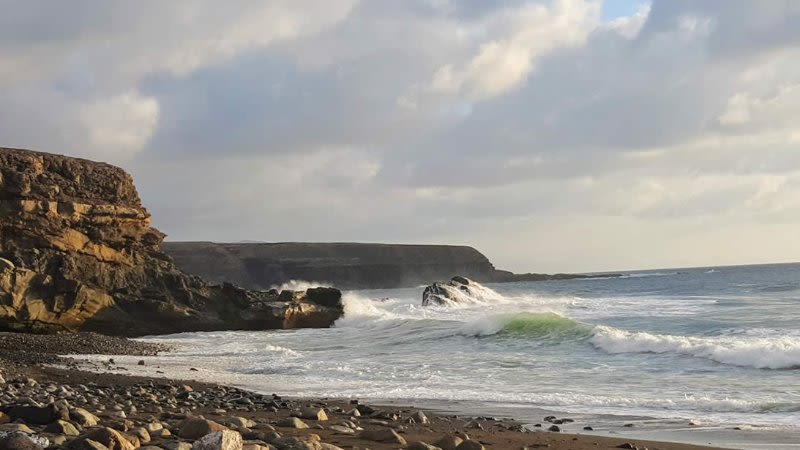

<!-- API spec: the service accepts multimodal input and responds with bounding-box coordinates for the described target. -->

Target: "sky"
[2,0,800,273]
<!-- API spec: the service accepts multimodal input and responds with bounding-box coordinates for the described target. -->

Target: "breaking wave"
[591,327,800,370]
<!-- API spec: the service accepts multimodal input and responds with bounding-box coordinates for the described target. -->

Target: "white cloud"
[79,92,159,159]
[2,0,800,272]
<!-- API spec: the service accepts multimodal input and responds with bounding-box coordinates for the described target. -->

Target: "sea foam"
[591,326,800,370]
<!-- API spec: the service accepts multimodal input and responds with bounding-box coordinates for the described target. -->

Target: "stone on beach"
[359,428,407,445]
[0,432,44,450]
[71,408,101,427]
[70,427,137,450]
[299,407,328,421]
[276,417,309,429]
[192,430,243,450]
[44,419,81,436]
[433,435,463,450]
[179,418,229,439]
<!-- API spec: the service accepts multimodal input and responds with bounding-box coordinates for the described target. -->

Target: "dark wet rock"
[547,425,560,432]
[0,405,59,424]
[422,277,477,306]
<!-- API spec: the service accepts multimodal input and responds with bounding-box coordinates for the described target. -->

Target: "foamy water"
[120,263,800,449]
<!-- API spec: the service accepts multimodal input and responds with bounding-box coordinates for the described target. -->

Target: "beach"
[0,332,731,450]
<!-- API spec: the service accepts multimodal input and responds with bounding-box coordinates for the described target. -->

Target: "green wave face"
[498,312,592,340]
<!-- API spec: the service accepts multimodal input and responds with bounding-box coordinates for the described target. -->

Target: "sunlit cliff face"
[2,0,800,272]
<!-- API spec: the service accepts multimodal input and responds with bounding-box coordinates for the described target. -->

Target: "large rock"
[0,432,45,450]
[178,418,228,440]
[69,427,136,450]
[0,147,344,335]
[0,405,59,424]
[191,430,243,450]
[359,428,406,445]
[422,277,478,306]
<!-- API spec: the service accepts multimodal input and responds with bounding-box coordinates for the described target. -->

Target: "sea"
[116,263,800,449]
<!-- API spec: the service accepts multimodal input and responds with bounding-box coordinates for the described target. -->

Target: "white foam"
[269,279,331,291]
[591,326,800,369]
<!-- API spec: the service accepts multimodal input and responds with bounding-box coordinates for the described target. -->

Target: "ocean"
[130,263,800,449]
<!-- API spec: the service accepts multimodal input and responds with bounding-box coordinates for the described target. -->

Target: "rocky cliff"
[161,242,500,289]
[0,147,343,335]
[162,242,621,290]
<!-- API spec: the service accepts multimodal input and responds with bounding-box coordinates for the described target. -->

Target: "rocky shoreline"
[0,333,728,450]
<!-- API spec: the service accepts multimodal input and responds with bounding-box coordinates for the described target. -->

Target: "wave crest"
[462,312,590,339]
[591,326,800,370]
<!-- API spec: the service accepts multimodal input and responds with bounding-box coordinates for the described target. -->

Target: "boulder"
[0,432,44,450]
[455,441,485,450]
[359,428,406,445]
[71,408,100,427]
[45,419,80,436]
[421,277,478,306]
[178,418,228,440]
[405,442,441,450]
[299,408,328,421]
[304,288,342,308]
[1,405,59,424]
[70,427,136,450]
[191,430,243,450]
[276,417,308,429]
[432,435,463,450]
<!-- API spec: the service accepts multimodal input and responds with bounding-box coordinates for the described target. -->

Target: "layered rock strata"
[0,147,343,335]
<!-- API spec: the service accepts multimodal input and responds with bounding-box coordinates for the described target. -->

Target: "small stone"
[411,411,429,424]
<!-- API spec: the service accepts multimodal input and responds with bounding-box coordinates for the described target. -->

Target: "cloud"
[2,0,800,272]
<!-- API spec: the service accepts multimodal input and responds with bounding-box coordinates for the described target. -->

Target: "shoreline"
[0,332,734,450]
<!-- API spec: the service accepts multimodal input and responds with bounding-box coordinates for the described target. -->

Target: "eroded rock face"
[0,147,343,335]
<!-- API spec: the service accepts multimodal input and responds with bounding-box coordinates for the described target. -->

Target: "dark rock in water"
[422,276,480,306]
[0,147,344,336]
[583,426,593,431]
[548,425,560,432]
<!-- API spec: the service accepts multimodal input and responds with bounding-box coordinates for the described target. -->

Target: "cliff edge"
[162,241,499,289]
[0,147,343,335]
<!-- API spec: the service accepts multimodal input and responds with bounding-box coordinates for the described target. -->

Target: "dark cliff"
[161,242,499,289]
[0,147,343,335]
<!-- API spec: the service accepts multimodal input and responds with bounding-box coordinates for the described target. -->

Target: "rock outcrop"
[422,276,482,306]
[0,147,343,336]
